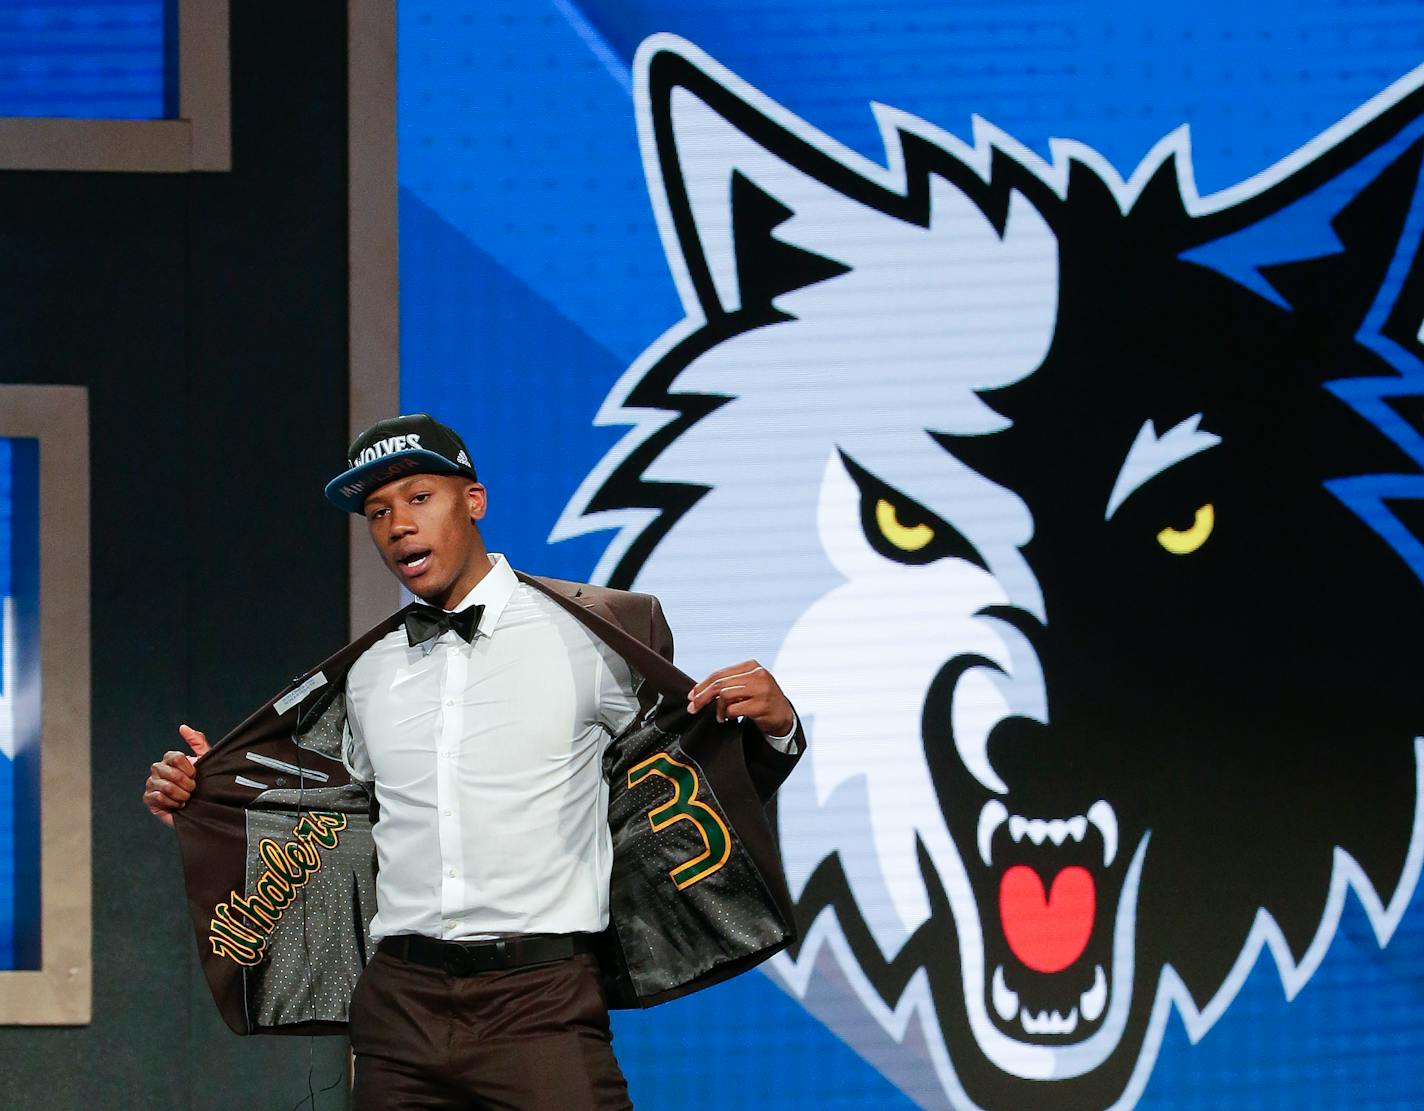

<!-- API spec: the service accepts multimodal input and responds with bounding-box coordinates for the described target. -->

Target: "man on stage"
[143,414,804,1109]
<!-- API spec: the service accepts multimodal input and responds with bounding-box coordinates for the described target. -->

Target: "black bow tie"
[404,603,483,648]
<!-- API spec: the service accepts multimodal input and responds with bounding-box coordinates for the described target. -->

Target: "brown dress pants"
[349,948,633,1110]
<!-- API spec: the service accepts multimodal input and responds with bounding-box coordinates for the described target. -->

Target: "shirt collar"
[444,552,517,639]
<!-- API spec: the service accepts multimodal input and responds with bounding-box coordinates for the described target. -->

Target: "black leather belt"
[378,932,597,976]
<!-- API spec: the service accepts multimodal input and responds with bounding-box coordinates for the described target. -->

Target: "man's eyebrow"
[1105,414,1221,520]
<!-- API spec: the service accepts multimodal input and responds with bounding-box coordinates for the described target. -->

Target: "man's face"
[362,473,488,606]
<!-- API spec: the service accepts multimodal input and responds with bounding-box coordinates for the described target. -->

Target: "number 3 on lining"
[627,752,732,890]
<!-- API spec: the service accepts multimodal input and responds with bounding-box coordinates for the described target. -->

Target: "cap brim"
[324,449,470,513]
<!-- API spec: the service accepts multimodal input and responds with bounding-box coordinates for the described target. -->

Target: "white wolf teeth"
[1009,815,1028,843]
[984,808,1100,862]
[992,965,1018,1021]
[992,965,1108,1033]
[1021,1007,1079,1036]
[978,800,1008,866]
[1080,965,1107,1023]
[1087,800,1118,867]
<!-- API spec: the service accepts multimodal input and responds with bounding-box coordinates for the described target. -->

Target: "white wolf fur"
[554,34,1424,1111]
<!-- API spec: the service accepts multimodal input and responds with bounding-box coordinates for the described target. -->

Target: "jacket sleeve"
[740,715,805,804]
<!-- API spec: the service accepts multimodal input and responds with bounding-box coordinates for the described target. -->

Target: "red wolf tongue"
[999,865,1096,974]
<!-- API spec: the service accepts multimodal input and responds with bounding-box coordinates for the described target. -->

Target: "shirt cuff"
[762,712,800,754]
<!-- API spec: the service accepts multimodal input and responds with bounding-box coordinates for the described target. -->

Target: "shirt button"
[446,919,456,930]
[445,698,456,707]
[447,867,457,877]
[443,809,452,817]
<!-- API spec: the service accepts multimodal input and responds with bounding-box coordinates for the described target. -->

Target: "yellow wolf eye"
[875,498,935,552]
[841,449,985,568]
[1157,503,1215,554]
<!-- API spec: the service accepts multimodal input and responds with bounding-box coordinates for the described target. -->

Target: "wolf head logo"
[558,36,1424,1109]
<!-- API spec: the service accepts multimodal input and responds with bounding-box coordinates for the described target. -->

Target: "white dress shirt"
[343,554,639,941]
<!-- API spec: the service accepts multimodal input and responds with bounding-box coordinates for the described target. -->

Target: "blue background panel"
[0,438,41,971]
[0,0,170,119]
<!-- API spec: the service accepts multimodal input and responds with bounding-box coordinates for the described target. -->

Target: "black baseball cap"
[324,414,478,513]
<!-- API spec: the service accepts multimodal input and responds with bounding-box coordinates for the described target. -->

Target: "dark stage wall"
[0,6,353,1108]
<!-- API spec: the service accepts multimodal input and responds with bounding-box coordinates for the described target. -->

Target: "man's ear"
[465,481,487,523]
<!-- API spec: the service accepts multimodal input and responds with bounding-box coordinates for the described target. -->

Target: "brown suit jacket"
[175,570,804,1035]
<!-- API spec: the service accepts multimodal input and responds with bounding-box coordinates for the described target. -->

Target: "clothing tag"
[275,670,327,716]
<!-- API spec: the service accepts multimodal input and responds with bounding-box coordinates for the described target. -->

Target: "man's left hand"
[688,660,795,737]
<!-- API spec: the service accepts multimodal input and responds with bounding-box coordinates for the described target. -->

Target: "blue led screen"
[399,4,1424,1107]
[0,0,171,119]
[0,438,40,971]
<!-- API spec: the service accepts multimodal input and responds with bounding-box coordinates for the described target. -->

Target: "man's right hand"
[143,724,210,827]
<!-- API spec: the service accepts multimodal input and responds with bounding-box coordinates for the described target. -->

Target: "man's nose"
[388,508,417,536]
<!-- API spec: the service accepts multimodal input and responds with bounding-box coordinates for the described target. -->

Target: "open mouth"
[925,643,1145,1074]
[976,797,1123,1043]
[395,548,432,577]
